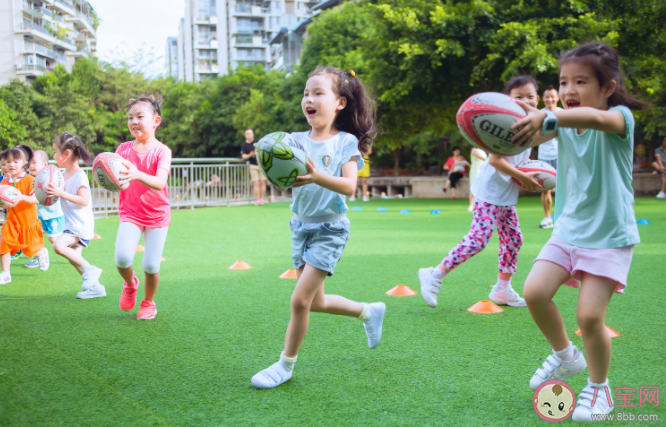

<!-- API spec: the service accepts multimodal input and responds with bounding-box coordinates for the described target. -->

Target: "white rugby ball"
[256,132,308,189]
[34,165,64,206]
[93,152,130,192]
[456,92,533,156]
[0,184,20,208]
[513,159,557,192]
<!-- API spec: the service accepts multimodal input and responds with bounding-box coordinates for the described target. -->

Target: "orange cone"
[93,234,102,240]
[386,285,417,296]
[280,269,297,279]
[229,261,252,270]
[575,325,619,338]
[160,257,166,262]
[468,300,504,313]
[136,245,144,252]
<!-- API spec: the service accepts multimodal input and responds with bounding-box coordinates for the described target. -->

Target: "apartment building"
[0,0,98,85]
[165,36,179,78]
[171,0,319,82]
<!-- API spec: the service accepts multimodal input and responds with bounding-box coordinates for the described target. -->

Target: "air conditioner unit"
[15,64,23,70]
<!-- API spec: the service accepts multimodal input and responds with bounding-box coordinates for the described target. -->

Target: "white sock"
[496,276,511,290]
[81,263,93,272]
[357,303,369,321]
[279,352,297,371]
[431,265,447,281]
[588,378,609,388]
[554,342,575,362]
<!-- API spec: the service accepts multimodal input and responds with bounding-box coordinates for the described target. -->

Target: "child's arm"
[119,161,169,191]
[511,100,627,146]
[293,157,357,197]
[488,154,543,192]
[471,148,487,161]
[16,194,39,205]
[48,184,88,206]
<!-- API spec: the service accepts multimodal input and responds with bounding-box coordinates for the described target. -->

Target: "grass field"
[1,197,665,426]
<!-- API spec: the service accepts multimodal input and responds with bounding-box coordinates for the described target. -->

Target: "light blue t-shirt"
[38,200,64,220]
[553,106,640,249]
[290,131,365,218]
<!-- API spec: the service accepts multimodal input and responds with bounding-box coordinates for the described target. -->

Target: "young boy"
[26,150,65,268]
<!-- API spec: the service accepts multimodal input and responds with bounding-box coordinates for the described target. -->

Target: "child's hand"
[46,183,63,198]
[511,100,547,147]
[518,171,544,192]
[119,160,140,186]
[293,158,319,188]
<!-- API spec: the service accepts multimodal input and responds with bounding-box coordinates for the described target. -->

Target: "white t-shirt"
[471,150,531,206]
[61,169,94,240]
[290,131,364,218]
[536,107,564,161]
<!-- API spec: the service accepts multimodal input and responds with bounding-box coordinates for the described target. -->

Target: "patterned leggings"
[442,201,523,274]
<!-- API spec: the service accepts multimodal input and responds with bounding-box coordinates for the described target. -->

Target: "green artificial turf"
[1,197,664,426]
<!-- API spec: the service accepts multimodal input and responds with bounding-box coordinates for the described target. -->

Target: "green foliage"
[0,99,27,147]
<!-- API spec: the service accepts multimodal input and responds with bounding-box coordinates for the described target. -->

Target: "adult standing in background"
[241,129,266,205]
[536,86,563,229]
[653,136,666,199]
[351,147,371,202]
[468,147,487,212]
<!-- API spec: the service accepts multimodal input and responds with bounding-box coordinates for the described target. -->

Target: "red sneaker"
[120,276,139,311]
[137,300,157,320]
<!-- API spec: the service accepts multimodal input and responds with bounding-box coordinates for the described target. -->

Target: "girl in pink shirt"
[116,95,172,320]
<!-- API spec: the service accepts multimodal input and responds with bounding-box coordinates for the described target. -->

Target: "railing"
[50,158,268,217]
[76,11,93,29]
[55,52,67,64]
[55,0,74,11]
[20,21,52,36]
[54,14,65,23]
[20,64,48,72]
[25,42,56,58]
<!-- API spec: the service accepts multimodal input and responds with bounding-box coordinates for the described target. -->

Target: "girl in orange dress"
[0,145,49,284]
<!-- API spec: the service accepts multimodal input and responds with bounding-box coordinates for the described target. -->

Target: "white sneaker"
[349,195,356,201]
[363,302,386,349]
[77,282,106,299]
[467,205,474,212]
[81,266,102,290]
[539,217,553,229]
[530,346,587,390]
[0,271,11,285]
[251,359,294,389]
[489,284,526,307]
[37,248,50,271]
[572,379,614,421]
[657,191,666,199]
[362,196,369,202]
[419,267,441,308]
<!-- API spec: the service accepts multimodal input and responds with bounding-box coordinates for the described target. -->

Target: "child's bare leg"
[576,273,614,383]
[284,264,327,358]
[144,272,159,301]
[53,235,86,270]
[310,282,363,317]
[523,261,572,351]
[1,252,10,271]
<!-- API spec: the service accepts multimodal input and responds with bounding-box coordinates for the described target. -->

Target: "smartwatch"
[542,109,558,134]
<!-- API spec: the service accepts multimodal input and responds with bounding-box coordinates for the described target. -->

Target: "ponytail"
[54,133,94,166]
[309,67,377,155]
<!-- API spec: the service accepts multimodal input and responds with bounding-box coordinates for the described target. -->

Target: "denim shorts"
[539,158,558,170]
[290,214,350,276]
[62,229,90,248]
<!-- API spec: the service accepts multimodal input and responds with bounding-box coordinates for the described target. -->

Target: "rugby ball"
[0,185,20,208]
[513,159,557,192]
[34,165,64,206]
[456,92,534,156]
[256,132,308,189]
[93,152,130,192]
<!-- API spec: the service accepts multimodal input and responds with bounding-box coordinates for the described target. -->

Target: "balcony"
[195,64,219,74]
[24,42,56,59]
[16,64,48,75]
[55,52,68,65]
[67,48,92,59]
[52,0,76,16]
[233,4,270,16]
[53,36,76,51]
[17,21,56,43]
[66,11,96,35]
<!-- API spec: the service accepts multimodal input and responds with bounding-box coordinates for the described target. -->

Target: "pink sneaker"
[137,300,157,320]
[120,275,139,311]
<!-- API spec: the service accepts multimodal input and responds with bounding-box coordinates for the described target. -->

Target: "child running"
[116,95,172,320]
[512,43,645,422]
[26,150,66,268]
[251,68,385,389]
[48,134,105,299]
[0,145,49,284]
[418,75,544,309]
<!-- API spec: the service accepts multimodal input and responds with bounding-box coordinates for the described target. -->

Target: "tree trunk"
[393,148,400,176]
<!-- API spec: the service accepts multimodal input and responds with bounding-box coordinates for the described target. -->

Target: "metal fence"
[58,158,276,218]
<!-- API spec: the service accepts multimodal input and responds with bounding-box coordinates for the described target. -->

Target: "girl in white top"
[468,146,487,212]
[419,76,544,309]
[251,68,384,389]
[47,133,105,299]
[513,42,645,421]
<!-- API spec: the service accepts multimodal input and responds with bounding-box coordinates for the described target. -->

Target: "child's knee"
[523,278,547,305]
[576,309,604,331]
[142,259,160,275]
[115,250,134,269]
[290,294,311,312]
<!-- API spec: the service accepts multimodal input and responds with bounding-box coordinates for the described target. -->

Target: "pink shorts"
[535,235,634,294]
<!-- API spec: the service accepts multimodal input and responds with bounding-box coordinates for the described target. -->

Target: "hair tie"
[149,95,155,102]
[348,70,356,78]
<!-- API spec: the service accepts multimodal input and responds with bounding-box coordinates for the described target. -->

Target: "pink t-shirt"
[115,141,172,228]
